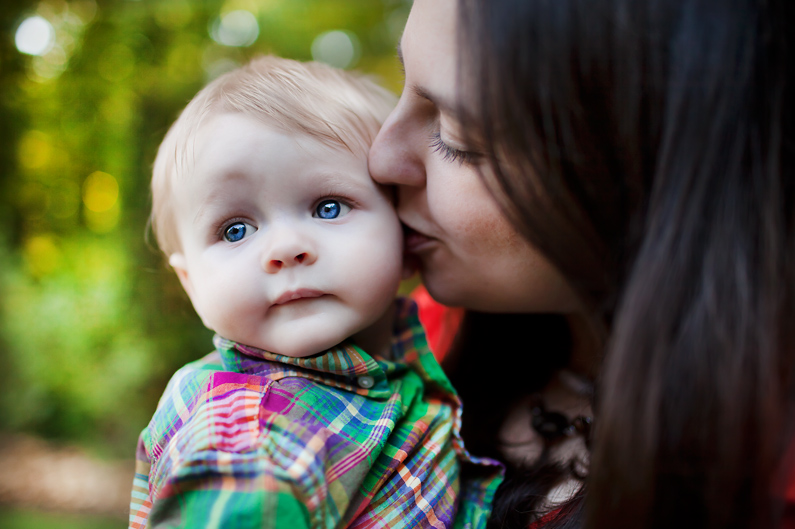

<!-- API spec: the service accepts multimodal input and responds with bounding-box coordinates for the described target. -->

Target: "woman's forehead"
[400,0,457,93]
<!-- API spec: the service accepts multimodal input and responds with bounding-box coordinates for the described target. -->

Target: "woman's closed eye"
[313,199,352,220]
[223,221,257,242]
[429,131,480,165]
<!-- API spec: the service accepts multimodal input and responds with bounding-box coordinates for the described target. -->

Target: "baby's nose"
[261,229,317,273]
[264,252,312,273]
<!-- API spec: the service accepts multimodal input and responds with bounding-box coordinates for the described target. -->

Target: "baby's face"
[169,112,403,357]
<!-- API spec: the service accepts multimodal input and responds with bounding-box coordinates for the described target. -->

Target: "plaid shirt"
[129,298,503,528]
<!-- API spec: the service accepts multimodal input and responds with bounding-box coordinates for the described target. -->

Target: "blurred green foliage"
[0,508,120,529]
[0,0,408,458]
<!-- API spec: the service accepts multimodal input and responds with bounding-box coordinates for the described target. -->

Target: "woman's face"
[369,0,577,313]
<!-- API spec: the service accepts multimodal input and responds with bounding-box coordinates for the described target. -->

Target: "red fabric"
[411,285,464,362]
[528,508,563,529]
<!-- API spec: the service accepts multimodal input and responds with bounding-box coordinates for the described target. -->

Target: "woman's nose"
[261,228,317,274]
[368,96,426,188]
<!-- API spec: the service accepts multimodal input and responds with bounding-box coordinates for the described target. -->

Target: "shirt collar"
[213,297,442,398]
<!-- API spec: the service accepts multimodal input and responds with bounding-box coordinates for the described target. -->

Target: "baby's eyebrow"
[191,172,251,225]
[314,171,372,195]
[193,199,218,226]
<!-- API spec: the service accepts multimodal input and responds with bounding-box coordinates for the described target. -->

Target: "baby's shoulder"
[154,350,225,410]
[143,351,271,461]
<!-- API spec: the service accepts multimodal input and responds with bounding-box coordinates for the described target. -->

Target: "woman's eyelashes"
[313,199,352,220]
[429,131,479,165]
[223,221,257,243]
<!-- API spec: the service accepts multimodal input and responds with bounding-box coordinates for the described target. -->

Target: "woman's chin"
[419,270,470,309]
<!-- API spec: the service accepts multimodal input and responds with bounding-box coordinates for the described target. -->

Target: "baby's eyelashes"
[216,198,353,243]
[313,199,352,220]
[223,221,257,242]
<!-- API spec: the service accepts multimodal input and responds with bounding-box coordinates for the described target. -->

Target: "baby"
[128,56,501,529]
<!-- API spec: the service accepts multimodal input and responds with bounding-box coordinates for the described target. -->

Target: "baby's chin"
[269,342,339,358]
[243,335,348,358]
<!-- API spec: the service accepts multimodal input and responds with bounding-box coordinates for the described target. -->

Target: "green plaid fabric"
[129,298,503,528]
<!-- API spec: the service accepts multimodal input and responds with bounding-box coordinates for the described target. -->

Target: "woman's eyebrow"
[397,37,452,111]
[397,37,472,123]
[412,85,456,115]
[413,85,481,144]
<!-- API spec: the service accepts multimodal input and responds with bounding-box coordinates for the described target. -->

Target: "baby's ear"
[168,253,194,299]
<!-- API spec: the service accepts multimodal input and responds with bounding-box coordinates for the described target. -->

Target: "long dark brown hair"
[451,0,795,527]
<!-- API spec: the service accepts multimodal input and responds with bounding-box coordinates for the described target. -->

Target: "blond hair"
[151,55,397,256]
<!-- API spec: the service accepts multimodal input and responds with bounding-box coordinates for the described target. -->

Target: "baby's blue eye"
[223,222,256,242]
[316,200,340,219]
[314,200,351,219]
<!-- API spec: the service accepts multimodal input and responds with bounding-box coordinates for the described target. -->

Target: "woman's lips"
[403,225,437,253]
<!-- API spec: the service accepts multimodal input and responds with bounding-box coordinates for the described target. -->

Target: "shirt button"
[357,376,375,389]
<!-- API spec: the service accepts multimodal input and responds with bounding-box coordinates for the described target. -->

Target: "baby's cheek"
[370,232,404,286]
[201,283,247,332]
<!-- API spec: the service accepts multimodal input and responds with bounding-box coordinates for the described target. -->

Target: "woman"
[369,0,795,527]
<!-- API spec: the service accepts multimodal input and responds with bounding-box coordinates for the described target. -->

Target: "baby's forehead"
[185,113,377,193]
[193,110,371,166]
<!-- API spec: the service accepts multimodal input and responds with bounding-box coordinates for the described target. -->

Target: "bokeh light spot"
[311,30,360,69]
[201,44,239,81]
[15,16,56,56]
[166,39,202,81]
[32,44,69,80]
[71,0,98,24]
[84,203,121,234]
[154,0,193,29]
[210,10,259,47]
[18,130,53,170]
[82,171,119,213]
[24,234,62,278]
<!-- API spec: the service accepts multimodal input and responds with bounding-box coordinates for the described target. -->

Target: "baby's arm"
[128,359,314,529]
[128,437,154,528]
[145,454,310,529]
